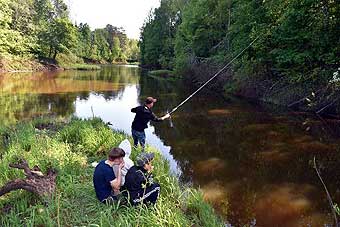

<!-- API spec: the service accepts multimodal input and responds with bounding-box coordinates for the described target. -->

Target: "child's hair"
[108,147,125,161]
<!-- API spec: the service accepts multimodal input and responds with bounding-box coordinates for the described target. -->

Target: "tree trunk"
[53,50,58,60]
[0,160,57,198]
[49,46,53,58]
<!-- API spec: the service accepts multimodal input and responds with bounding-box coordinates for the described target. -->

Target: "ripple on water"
[208,109,234,116]
[200,180,229,218]
[242,123,273,133]
[254,183,331,226]
[294,141,335,153]
[193,157,227,177]
[256,149,292,162]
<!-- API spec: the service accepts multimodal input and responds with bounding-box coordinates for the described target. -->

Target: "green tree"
[125,39,139,61]
[0,0,38,55]
[140,0,184,69]
[92,29,110,61]
[33,0,53,23]
[266,0,339,81]
[111,36,121,62]
[173,0,339,83]
[0,0,17,54]
[77,23,92,58]
[46,18,77,59]
[174,0,232,72]
[0,0,134,66]
[52,0,68,18]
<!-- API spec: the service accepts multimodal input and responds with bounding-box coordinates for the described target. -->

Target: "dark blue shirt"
[131,105,162,132]
[93,160,116,202]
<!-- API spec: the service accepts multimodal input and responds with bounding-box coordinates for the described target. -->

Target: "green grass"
[128,62,140,65]
[0,53,101,72]
[0,54,45,72]
[0,117,224,226]
[62,64,101,70]
[56,53,101,71]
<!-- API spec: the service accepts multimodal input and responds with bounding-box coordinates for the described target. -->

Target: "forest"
[1,0,339,113]
[139,0,339,114]
[0,0,139,70]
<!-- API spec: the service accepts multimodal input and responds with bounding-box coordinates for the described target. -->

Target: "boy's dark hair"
[145,97,157,105]
[108,147,125,161]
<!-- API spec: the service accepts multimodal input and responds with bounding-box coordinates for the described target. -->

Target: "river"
[1,65,339,226]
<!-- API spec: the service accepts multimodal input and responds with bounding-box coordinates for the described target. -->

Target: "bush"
[56,52,84,67]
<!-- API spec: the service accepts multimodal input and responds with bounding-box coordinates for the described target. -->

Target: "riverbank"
[183,61,340,118]
[147,69,182,82]
[0,55,141,73]
[0,54,102,73]
[0,118,223,226]
[0,55,47,73]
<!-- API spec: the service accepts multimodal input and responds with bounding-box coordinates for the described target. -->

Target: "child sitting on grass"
[124,152,160,205]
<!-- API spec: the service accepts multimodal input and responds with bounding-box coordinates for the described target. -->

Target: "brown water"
[1,65,339,226]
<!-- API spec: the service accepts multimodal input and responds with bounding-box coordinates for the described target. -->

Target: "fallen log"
[0,159,57,198]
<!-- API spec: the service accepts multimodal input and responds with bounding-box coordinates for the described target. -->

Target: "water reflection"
[0,66,139,125]
[74,87,180,174]
[0,65,339,226]
[142,75,339,226]
[0,66,180,173]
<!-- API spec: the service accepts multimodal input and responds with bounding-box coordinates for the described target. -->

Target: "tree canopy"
[140,0,339,84]
[0,0,140,65]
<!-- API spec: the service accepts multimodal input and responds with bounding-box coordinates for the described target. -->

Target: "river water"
[1,65,339,226]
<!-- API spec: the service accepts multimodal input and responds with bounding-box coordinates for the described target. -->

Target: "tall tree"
[111,36,121,62]
[125,39,139,61]
[93,29,110,61]
[0,0,37,55]
[0,0,135,66]
[47,18,77,59]
[77,23,92,58]
[52,0,68,18]
[140,0,184,69]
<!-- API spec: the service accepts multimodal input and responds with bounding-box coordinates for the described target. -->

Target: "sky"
[67,0,160,39]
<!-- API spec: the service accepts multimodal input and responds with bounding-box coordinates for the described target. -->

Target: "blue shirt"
[131,105,162,131]
[93,160,116,202]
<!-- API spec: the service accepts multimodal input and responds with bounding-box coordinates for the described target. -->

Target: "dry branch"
[0,159,57,198]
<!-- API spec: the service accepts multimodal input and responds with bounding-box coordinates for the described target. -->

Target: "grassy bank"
[0,54,101,72]
[0,118,223,226]
[56,53,101,71]
[62,64,101,70]
[148,70,181,82]
[0,54,46,72]
[183,60,340,116]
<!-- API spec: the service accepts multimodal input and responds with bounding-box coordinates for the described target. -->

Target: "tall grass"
[0,54,45,72]
[0,118,224,226]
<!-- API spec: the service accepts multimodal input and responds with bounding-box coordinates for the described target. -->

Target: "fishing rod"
[167,36,260,115]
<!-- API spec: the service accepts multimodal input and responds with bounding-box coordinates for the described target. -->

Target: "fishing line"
[313,157,339,227]
[168,36,260,115]
[166,109,174,128]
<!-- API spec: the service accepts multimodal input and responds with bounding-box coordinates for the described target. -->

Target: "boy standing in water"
[131,97,170,149]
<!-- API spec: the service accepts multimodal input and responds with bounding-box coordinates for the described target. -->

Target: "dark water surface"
[1,65,339,226]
